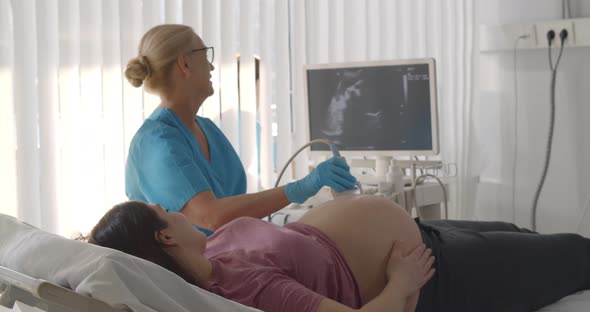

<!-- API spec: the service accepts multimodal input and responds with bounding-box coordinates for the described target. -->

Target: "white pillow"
[0,213,260,312]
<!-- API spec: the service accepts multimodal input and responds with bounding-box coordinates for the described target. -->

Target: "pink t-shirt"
[204,217,361,312]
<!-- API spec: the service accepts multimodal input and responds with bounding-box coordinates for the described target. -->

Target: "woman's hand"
[386,241,435,297]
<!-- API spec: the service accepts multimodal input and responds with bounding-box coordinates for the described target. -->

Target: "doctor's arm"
[181,186,289,231]
[182,156,356,231]
[137,133,355,231]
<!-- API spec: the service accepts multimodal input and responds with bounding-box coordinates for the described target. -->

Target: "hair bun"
[137,55,152,77]
[125,55,152,88]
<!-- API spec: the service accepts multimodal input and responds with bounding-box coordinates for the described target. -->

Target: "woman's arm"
[318,241,434,312]
[245,268,407,312]
[234,242,432,312]
[403,291,419,312]
[181,187,290,231]
[317,282,406,312]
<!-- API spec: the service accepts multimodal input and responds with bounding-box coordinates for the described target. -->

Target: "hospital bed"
[0,213,260,312]
[0,213,589,312]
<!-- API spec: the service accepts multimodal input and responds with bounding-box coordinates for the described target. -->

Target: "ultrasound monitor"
[304,58,439,157]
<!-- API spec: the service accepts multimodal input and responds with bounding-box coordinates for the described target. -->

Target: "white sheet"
[0,213,260,312]
[538,290,590,311]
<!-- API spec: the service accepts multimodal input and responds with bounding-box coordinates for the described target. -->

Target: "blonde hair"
[125,24,195,93]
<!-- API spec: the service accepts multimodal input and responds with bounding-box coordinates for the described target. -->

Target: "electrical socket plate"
[511,24,538,48]
[535,20,575,48]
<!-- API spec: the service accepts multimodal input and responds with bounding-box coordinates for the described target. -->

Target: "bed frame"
[0,266,123,312]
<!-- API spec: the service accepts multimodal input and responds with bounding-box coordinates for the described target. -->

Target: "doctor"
[124,24,356,236]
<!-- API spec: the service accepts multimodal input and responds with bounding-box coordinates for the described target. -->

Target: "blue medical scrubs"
[125,107,247,236]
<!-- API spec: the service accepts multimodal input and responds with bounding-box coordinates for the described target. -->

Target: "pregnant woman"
[87,195,590,312]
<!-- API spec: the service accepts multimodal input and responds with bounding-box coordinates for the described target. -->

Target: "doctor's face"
[186,34,215,97]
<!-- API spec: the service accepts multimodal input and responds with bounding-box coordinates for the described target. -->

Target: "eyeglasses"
[189,47,214,64]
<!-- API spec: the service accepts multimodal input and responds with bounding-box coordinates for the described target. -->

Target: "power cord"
[412,174,448,220]
[562,0,572,19]
[547,30,556,70]
[268,139,332,222]
[274,139,333,188]
[577,195,590,235]
[531,29,567,231]
[273,139,362,191]
[269,139,363,222]
[511,34,530,223]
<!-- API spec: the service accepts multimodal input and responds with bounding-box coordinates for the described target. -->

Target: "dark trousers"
[416,219,590,312]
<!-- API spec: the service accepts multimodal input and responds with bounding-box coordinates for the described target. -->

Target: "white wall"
[476,0,590,234]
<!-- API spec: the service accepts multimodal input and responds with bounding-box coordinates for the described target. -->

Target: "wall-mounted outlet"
[512,24,538,49]
[536,20,575,48]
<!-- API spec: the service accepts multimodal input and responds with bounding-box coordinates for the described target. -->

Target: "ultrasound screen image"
[306,63,433,152]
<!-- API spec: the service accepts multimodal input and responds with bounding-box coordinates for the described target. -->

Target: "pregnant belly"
[298,194,422,303]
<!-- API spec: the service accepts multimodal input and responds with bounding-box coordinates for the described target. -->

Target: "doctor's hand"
[285,156,356,204]
[386,241,435,297]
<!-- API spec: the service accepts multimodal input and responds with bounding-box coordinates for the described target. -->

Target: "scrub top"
[125,107,247,235]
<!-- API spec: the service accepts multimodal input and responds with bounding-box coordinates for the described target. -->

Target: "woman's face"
[149,203,207,253]
[186,34,215,97]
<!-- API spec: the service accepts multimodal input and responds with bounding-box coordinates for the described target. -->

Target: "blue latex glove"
[285,157,357,204]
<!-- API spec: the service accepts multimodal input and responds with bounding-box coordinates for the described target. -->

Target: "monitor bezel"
[303,58,440,157]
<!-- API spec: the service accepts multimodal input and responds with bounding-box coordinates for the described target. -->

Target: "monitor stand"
[349,156,443,186]
[375,156,393,177]
[395,159,443,185]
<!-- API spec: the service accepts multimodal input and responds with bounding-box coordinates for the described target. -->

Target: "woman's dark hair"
[87,201,197,285]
